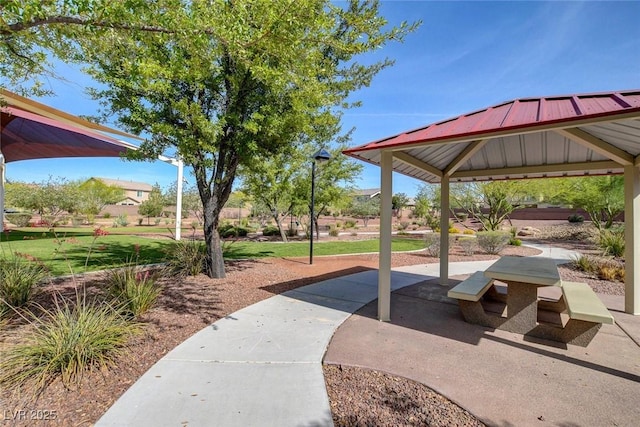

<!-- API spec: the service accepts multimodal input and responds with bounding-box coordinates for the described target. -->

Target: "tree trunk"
[203,197,225,278]
[274,213,288,243]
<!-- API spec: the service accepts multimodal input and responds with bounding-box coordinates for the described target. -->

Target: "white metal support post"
[624,164,640,314]
[158,155,184,241]
[175,159,184,241]
[439,176,450,284]
[378,151,393,321]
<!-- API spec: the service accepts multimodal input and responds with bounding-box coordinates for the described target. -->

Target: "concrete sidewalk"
[96,269,431,426]
[97,246,640,426]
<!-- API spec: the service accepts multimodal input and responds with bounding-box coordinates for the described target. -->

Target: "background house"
[89,177,153,206]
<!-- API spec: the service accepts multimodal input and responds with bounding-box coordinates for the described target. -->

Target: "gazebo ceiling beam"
[450,160,620,180]
[443,139,489,177]
[393,151,443,178]
[555,128,634,166]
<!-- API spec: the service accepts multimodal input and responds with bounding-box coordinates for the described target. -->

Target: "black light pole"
[310,148,331,264]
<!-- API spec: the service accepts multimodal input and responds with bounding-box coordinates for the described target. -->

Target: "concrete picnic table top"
[484,256,561,287]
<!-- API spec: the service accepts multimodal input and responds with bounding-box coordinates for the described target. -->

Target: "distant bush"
[424,233,441,257]
[102,212,112,219]
[328,226,339,237]
[509,238,522,246]
[463,229,475,235]
[455,212,468,221]
[458,237,476,256]
[5,213,32,227]
[71,216,84,226]
[568,214,584,223]
[220,226,249,238]
[344,219,357,229]
[476,231,510,254]
[262,225,280,236]
[398,221,410,231]
[113,214,129,227]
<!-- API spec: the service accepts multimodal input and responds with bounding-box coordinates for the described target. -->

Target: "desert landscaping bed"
[0,231,624,426]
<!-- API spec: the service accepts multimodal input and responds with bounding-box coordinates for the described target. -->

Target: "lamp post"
[310,148,331,265]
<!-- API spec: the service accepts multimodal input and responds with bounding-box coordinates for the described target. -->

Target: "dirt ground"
[0,223,624,426]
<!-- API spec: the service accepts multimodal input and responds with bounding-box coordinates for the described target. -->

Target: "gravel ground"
[0,228,624,426]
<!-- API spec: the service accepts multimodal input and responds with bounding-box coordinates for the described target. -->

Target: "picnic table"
[447,256,614,346]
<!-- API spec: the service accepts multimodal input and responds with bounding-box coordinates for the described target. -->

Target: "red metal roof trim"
[344,90,640,155]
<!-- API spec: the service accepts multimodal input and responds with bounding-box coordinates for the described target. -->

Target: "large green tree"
[3,1,416,277]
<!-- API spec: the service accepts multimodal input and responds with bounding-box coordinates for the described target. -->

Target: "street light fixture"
[310,148,331,265]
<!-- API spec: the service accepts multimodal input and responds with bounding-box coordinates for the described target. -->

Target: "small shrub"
[0,298,142,392]
[424,233,457,258]
[509,238,522,246]
[286,227,298,237]
[455,212,468,221]
[568,214,584,223]
[476,231,510,254]
[398,221,410,231]
[220,226,248,238]
[336,222,342,228]
[598,228,625,258]
[164,240,205,277]
[262,225,280,236]
[0,256,47,316]
[598,265,619,281]
[458,237,476,256]
[154,218,162,225]
[102,212,112,219]
[328,226,339,237]
[424,233,441,257]
[5,213,32,227]
[106,266,162,318]
[113,214,129,227]
[572,254,597,273]
[344,220,357,229]
[448,227,459,234]
[463,229,475,235]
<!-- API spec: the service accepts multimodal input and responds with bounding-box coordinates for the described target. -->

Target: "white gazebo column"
[624,164,640,314]
[378,150,393,321]
[439,176,450,284]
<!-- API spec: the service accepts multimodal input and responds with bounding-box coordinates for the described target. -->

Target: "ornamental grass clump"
[106,266,162,318]
[164,240,205,277]
[0,298,142,392]
[598,227,625,258]
[0,255,47,317]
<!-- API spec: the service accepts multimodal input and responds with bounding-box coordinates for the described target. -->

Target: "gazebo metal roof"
[344,89,640,318]
[344,90,640,183]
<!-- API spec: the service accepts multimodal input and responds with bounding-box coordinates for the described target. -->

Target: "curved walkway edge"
[96,245,636,427]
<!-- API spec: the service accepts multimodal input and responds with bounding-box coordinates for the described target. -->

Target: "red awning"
[1,106,135,163]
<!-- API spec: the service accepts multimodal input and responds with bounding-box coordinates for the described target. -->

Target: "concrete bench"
[562,281,614,325]
[447,271,494,302]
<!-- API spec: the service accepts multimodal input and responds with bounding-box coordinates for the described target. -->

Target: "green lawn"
[0,228,424,276]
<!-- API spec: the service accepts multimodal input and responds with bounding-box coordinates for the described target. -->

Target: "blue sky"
[6,1,640,197]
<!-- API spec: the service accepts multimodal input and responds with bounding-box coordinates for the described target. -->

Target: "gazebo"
[0,89,184,239]
[344,89,640,316]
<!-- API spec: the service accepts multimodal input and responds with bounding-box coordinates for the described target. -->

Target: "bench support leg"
[528,320,601,347]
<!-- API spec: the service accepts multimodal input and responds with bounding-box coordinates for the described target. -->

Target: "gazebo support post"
[439,177,450,285]
[624,164,640,314]
[378,150,393,321]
